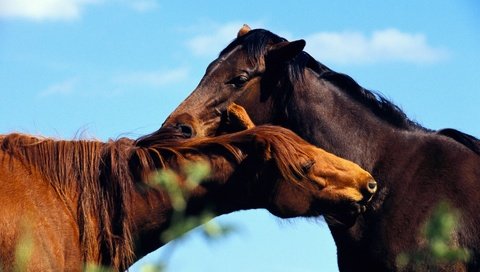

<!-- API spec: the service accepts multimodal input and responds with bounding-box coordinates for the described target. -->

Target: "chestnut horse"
[0,117,375,271]
[163,25,480,271]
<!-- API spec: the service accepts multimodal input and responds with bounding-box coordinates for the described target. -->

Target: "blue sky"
[1,1,479,271]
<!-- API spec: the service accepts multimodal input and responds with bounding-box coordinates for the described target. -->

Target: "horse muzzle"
[363,179,377,201]
[162,113,199,138]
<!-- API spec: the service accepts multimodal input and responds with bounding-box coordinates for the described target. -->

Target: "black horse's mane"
[297,51,426,130]
[224,28,480,155]
[298,55,480,155]
[436,128,480,155]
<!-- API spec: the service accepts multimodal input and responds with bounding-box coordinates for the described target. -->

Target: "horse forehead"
[206,45,245,75]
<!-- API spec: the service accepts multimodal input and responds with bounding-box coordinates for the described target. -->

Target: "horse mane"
[136,125,312,191]
[0,133,137,270]
[293,53,480,154]
[136,126,313,189]
[289,51,480,154]
[291,52,426,130]
[287,44,480,157]
[436,128,480,155]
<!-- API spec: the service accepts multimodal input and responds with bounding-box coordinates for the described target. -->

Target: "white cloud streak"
[0,0,100,21]
[186,22,264,58]
[185,24,447,65]
[39,67,186,97]
[0,0,158,21]
[304,29,448,65]
[40,77,78,96]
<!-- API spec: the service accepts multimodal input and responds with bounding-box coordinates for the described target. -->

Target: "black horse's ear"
[237,24,251,38]
[267,39,306,64]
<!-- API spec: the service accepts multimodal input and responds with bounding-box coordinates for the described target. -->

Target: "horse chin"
[323,202,366,228]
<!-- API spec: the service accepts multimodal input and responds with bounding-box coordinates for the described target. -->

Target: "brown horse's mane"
[1,133,138,269]
[0,125,311,270]
[136,126,312,189]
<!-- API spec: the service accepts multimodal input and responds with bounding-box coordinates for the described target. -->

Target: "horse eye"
[227,75,249,88]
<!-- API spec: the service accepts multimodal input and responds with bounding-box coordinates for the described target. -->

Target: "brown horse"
[163,25,480,271]
[0,114,376,271]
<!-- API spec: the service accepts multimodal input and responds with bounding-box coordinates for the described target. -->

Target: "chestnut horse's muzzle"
[162,113,199,138]
[176,123,194,138]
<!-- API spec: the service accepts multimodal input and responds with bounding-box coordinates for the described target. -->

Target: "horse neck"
[184,156,269,217]
[128,182,172,261]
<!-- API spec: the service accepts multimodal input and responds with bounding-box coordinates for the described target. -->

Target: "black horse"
[163,25,480,271]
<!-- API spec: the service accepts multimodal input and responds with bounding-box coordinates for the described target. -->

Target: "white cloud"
[186,22,241,57]
[185,22,268,58]
[114,67,189,87]
[184,24,446,65]
[304,29,448,65]
[0,0,158,21]
[37,68,186,98]
[0,0,101,21]
[40,77,78,96]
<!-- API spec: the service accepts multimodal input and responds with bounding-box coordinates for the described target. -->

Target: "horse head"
[253,127,377,224]
[163,25,305,137]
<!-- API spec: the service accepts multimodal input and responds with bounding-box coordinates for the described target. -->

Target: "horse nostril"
[367,180,377,194]
[178,124,194,138]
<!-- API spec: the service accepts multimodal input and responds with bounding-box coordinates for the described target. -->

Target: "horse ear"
[267,39,306,63]
[237,24,251,38]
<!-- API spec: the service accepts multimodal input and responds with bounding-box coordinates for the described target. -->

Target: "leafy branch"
[397,201,470,271]
[142,161,236,272]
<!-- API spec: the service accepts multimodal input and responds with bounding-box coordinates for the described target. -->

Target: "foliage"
[396,201,470,271]
[83,264,114,272]
[141,161,236,272]
[13,220,34,272]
